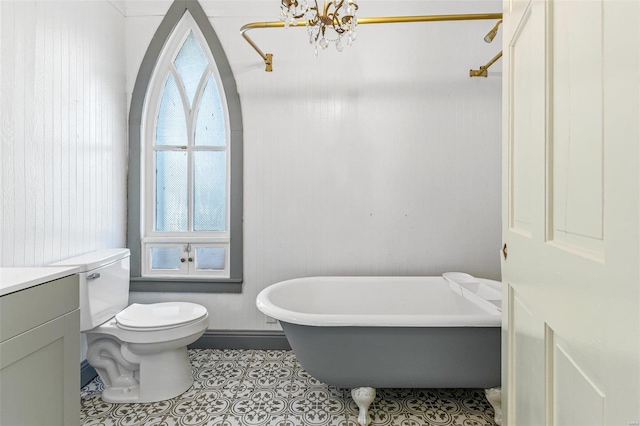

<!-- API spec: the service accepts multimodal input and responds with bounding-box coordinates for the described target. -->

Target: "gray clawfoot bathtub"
[256,273,502,425]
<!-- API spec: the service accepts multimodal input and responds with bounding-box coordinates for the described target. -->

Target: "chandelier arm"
[240,13,503,72]
[322,1,330,17]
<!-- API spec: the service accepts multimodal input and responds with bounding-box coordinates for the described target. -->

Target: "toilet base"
[92,342,195,403]
[134,346,194,403]
[102,384,141,403]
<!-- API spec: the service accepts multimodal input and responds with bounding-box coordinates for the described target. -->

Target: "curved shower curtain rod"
[240,13,503,74]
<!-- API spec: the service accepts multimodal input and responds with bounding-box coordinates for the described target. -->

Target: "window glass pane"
[174,31,208,109]
[151,247,182,269]
[156,151,188,231]
[195,74,226,146]
[196,247,225,270]
[194,151,226,231]
[156,73,187,146]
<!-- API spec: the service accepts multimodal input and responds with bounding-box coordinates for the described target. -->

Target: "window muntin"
[141,12,230,278]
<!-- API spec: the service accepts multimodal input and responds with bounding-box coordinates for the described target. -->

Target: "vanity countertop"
[0,267,79,297]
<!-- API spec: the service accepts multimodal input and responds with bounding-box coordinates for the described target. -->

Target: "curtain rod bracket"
[265,53,273,72]
[470,67,489,77]
[469,50,503,78]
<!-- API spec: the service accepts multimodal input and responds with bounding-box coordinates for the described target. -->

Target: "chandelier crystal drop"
[280,0,358,55]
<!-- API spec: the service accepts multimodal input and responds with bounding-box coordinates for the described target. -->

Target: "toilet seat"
[116,302,208,331]
[89,310,209,345]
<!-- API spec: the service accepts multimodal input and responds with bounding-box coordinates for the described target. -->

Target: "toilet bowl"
[86,302,209,403]
[52,249,209,403]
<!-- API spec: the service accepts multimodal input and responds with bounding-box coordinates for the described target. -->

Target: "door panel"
[554,337,605,426]
[512,293,545,426]
[550,0,604,255]
[508,3,541,238]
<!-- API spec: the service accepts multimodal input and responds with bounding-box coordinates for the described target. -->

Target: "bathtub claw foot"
[351,387,376,426]
[485,387,502,425]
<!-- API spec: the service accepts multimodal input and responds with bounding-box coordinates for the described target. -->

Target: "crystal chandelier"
[280,0,359,55]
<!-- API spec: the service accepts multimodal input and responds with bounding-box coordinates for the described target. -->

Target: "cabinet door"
[0,309,80,426]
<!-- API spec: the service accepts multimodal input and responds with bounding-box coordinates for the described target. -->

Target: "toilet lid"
[116,302,207,330]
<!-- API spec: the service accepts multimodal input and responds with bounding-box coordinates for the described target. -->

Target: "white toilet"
[53,248,209,403]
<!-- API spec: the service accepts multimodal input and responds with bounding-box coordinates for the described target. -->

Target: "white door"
[501,0,639,425]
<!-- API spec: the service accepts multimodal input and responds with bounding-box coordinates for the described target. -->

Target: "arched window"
[128,2,242,290]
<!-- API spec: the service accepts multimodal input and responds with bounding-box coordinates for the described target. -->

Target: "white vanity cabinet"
[0,268,80,426]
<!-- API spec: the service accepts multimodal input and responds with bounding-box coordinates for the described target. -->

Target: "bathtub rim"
[256,275,502,328]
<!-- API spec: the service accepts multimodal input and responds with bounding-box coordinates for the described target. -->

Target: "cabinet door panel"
[0,310,80,426]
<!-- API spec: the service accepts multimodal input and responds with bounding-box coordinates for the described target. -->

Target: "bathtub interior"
[257,274,502,327]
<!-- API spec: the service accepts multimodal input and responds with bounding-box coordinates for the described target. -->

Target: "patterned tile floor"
[81,349,497,426]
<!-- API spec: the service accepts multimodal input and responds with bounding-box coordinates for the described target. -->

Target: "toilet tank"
[52,249,130,331]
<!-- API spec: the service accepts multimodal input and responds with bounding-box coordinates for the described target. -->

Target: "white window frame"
[142,243,230,278]
[140,11,231,279]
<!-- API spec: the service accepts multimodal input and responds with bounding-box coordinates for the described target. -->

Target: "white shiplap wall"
[128,1,503,330]
[0,1,127,267]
